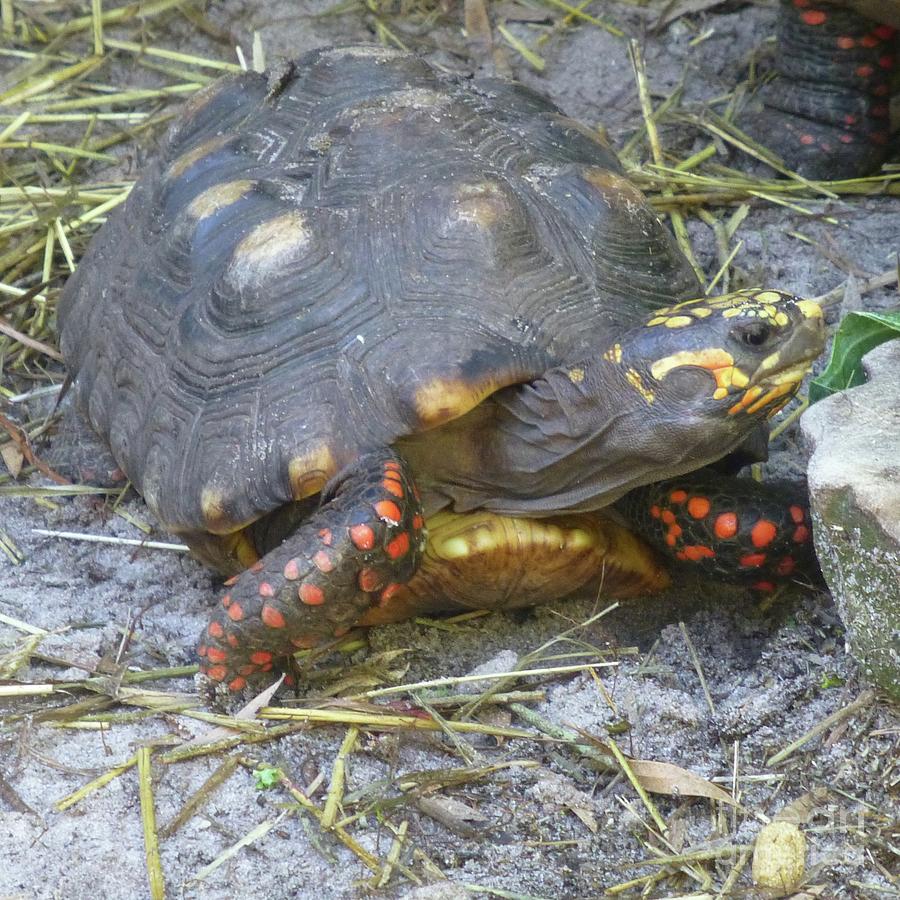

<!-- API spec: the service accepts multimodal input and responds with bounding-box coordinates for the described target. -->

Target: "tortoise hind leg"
[619,473,821,591]
[741,1,896,179]
[198,450,425,694]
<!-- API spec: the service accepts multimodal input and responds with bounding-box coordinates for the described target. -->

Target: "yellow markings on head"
[728,386,764,416]
[288,444,337,500]
[167,134,232,180]
[568,366,585,384]
[227,211,310,289]
[722,306,743,318]
[691,307,712,318]
[755,290,786,304]
[650,348,734,382]
[647,317,667,327]
[649,348,749,401]
[747,381,797,415]
[603,343,623,364]
[664,315,693,328]
[626,368,655,405]
[413,377,502,429]
[187,179,255,220]
[731,368,749,388]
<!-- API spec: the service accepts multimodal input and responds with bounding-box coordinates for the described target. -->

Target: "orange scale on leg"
[650,505,661,519]
[206,665,227,682]
[349,523,375,550]
[299,583,326,605]
[227,602,244,622]
[739,552,767,568]
[669,490,688,504]
[358,567,384,592]
[661,509,676,525]
[228,677,247,692]
[208,621,225,639]
[383,478,404,498]
[258,581,275,598]
[386,532,410,560]
[221,594,233,608]
[283,559,301,580]
[800,9,826,25]
[250,651,273,665]
[777,556,796,576]
[714,512,738,539]
[206,647,228,664]
[687,497,711,519]
[238,664,258,676]
[789,505,805,524]
[312,550,334,573]
[683,545,715,561]
[198,644,208,657]
[793,525,810,543]
[226,633,239,648]
[374,500,402,523]
[751,520,778,548]
[261,605,286,628]
[250,561,264,574]
[319,528,334,546]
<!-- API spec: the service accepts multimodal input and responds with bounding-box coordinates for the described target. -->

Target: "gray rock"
[801,340,900,699]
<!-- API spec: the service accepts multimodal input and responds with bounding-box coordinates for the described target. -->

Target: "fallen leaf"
[628,759,740,806]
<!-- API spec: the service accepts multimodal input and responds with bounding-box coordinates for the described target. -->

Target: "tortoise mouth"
[747,304,825,389]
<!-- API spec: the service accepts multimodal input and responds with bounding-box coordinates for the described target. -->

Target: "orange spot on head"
[855,64,874,77]
[312,550,334,573]
[349,523,375,550]
[258,581,275,598]
[751,520,778,548]
[374,500,402,523]
[299,583,326,605]
[669,489,688,504]
[250,651,273,665]
[789,505,805,524]
[227,602,244,622]
[261,605,286,628]
[208,621,225,639]
[383,478,404,498]
[283,559,301,580]
[793,525,810,543]
[386,532,410,560]
[687,497,711,519]
[836,36,855,49]
[740,553,767,568]
[228,676,247,692]
[358,567,384,592]
[650,505,661,519]
[206,665,227,682]
[714,512,738,539]
[206,647,227,663]
[800,133,815,145]
[800,9,826,25]
[661,509,676,525]
[683,545,715,561]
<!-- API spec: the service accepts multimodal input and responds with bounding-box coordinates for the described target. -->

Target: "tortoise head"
[617,289,824,425]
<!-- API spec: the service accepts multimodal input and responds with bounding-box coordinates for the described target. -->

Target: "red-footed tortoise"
[57,46,825,696]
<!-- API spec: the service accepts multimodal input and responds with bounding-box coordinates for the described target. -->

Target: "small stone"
[751,821,806,897]
[802,341,900,699]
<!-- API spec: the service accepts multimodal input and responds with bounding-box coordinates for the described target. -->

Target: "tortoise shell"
[58,45,699,538]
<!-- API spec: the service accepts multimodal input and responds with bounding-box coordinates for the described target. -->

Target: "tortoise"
[57,46,825,695]
[742,0,898,179]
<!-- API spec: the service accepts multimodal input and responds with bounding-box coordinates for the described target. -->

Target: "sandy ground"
[1,2,898,898]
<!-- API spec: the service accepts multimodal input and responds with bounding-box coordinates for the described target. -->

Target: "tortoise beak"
[748,300,825,388]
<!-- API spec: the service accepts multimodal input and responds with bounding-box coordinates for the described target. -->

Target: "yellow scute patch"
[187,180,254,220]
[413,377,501,428]
[227,211,311,288]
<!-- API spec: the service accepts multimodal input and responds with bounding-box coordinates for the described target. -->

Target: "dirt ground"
[1,1,898,898]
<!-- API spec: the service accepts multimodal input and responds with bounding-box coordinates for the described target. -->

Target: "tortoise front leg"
[198,450,425,693]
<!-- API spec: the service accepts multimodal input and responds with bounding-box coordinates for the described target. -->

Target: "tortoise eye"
[737,320,772,348]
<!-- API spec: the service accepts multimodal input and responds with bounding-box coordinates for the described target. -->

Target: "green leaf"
[809,309,900,403]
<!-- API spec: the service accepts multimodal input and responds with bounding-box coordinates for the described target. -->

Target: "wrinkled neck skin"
[401,337,756,517]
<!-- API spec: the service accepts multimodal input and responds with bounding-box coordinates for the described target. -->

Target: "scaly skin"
[198,450,425,692]
[619,473,820,592]
[744,0,897,179]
